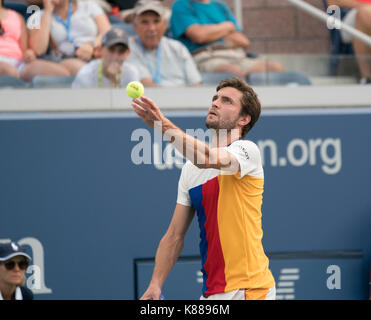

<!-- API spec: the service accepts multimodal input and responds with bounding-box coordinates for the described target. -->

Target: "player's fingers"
[133,98,150,111]
[132,102,147,117]
[139,96,158,111]
[132,100,147,111]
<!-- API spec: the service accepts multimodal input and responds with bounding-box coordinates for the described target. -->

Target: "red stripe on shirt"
[202,176,226,297]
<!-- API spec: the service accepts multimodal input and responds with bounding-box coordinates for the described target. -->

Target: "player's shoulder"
[180,160,202,176]
[230,139,261,155]
[181,160,195,171]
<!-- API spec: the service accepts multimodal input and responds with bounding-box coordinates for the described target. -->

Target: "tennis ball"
[126,81,144,99]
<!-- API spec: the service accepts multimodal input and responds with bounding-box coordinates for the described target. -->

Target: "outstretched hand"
[131,96,166,129]
[140,285,162,300]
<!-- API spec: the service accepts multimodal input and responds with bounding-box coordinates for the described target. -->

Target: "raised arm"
[93,13,111,48]
[131,96,241,171]
[140,204,195,300]
[28,0,54,56]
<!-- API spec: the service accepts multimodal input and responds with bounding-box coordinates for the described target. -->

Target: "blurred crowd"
[0,0,370,88]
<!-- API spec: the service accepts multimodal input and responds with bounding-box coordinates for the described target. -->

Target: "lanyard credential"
[136,36,162,84]
[54,2,73,43]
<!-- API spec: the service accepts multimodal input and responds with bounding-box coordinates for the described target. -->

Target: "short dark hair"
[216,77,261,138]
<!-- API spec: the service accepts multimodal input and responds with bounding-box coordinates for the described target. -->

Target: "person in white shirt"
[23,0,111,81]
[72,27,139,88]
[126,0,201,87]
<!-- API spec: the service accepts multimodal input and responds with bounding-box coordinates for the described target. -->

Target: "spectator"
[0,242,33,300]
[127,0,201,87]
[72,27,139,88]
[94,0,170,37]
[328,0,371,84]
[0,0,36,78]
[170,0,284,79]
[23,0,111,81]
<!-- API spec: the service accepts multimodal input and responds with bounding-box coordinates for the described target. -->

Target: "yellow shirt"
[177,140,275,298]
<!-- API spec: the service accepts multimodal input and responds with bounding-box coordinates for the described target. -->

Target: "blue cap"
[0,242,31,262]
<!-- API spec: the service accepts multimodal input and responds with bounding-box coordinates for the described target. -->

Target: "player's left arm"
[131,96,240,172]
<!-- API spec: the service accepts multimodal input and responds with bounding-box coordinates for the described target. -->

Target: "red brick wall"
[163,0,331,54]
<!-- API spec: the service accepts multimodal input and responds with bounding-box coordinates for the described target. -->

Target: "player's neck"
[210,129,240,147]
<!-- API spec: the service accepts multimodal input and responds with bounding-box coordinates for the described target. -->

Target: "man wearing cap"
[126,0,201,87]
[72,27,140,88]
[0,242,33,300]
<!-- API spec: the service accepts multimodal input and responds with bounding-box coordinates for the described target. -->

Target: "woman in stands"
[0,0,36,78]
[23,0,111,81]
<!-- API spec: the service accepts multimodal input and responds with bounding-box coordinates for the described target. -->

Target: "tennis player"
[132,77,275,300]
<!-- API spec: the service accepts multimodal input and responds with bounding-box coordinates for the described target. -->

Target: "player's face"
[0,256,28,287]
[206,87,244,131]
[134,11,167,50]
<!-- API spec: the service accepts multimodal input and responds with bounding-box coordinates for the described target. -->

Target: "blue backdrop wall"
[0,108,370,300]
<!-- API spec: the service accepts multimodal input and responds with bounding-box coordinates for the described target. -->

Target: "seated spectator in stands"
[23,0,111,81]
[0,0,36,78]
[170,0,284,79]
[127,0,201,87]
[94,0,169,37]
[72,27,139,88]
[328,0,371,84]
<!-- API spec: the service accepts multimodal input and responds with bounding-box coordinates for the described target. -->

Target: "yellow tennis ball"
[126,81,144,99]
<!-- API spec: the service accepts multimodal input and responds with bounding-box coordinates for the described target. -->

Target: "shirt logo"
[238,145,250,160]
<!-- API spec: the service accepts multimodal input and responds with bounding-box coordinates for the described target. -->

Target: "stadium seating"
[0,76,28,89]
[248,72,312,86]
[31,76,75,88]
[201,72,240,85]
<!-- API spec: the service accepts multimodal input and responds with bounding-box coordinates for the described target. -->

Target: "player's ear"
[239,114,251,127]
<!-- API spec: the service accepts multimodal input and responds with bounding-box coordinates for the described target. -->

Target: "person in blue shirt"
[170,0,284,79]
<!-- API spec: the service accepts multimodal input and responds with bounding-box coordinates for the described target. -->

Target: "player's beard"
[205,113,239,132]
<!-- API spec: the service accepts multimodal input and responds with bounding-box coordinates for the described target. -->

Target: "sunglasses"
[2,259,29,271]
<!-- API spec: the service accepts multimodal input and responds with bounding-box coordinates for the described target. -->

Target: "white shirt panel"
[176,140,263,206]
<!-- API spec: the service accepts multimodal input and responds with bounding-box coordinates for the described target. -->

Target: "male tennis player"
[132,77,275,300]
